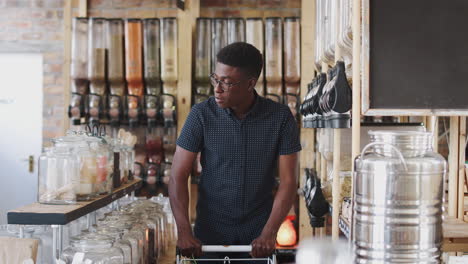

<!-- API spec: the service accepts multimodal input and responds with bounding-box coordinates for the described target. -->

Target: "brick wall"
[0,0,299,145]
[0,0,65,143]
[200,0,301,17]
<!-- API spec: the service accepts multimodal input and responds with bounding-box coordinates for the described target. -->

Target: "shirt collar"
[224,90,261,118]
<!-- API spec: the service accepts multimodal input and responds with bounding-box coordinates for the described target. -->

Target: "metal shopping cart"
[176,245,277,264]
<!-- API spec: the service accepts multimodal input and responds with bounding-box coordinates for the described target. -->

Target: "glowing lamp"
[276,216,297,246]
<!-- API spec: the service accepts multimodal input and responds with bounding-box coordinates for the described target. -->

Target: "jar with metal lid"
[353,130,446,263]
[60,236,124,264]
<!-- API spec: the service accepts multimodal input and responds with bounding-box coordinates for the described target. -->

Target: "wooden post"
[331,0,342,240]
[63,0,87,135]
[350,0,361,242]
[299,0,316,241]
[177,0,199,221]
[177,0,198,136]
[458,117,466,220]
[449,117,460,218]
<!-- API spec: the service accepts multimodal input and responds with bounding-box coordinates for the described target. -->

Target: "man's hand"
[177,232,202,258]
[250,231,277,258]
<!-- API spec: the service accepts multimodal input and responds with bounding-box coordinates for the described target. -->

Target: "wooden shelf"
[7,180,142,225]
[442,217,468,252]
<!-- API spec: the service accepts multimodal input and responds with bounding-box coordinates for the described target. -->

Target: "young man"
[169,42,301,261]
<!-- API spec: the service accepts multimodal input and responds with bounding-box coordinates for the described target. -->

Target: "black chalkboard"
[368,0,468,110]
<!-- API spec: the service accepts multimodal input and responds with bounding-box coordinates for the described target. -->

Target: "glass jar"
[227,17,245,44]
[143,18,162,96]
[38,146,79,204]
[107,18,125,97]
[283,17,300,84]
[88,18,107,96]
[125,19,144,98]
[211,18,228,72]
[195,18,212,83]
[60,236,124,264]
[77,143,98,200]
[97,217,141,264]
[94,227,132,264]
[161,17,178,83]
[265,17,283,83]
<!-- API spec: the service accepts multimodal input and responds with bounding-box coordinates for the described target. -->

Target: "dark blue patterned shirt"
[176,93,301,244]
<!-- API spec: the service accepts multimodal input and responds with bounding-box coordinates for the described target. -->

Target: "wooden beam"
[78,0,87,17]
[331,0,342,240]
[177,0,199,223]
[449,117,460,218]
[298,0,316,241]
[177,0,198,136]
[458,117,466,220]
[349,0,362,242]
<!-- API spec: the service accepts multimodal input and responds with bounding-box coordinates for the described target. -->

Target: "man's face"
[213,62,255,109]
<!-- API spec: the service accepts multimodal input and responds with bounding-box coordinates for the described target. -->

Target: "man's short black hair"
[216,42,263,79]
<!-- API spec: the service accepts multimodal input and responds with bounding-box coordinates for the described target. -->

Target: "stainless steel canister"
[353,130,446,264]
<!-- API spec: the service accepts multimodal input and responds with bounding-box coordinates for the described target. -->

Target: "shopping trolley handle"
[202,245,252,252]
[175,245,253,256]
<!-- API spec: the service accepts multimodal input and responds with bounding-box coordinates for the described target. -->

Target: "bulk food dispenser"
[69,17,88,126]
[194,18,212,104]
[143,18,162,128]
[246,18,265,96]
[87,18,107,126]
[125,19,144,128]
[265,17,283,101]
[284,17,301,118]
[211,18,228,73]
[106,19,125,127]
[227,17,245,44]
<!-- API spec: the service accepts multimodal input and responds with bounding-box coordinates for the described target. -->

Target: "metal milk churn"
[353,130,446,263]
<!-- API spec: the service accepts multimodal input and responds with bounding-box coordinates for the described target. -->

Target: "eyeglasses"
[209,73,246,92]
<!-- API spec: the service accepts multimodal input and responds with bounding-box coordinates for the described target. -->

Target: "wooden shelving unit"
[8,180,142,225]
[299,0,468,254]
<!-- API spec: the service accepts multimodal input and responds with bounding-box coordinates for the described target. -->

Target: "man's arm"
[251,152,298,258]
[169,146,202,257]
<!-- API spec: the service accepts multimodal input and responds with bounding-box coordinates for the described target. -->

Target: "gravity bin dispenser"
[87,18,107,126]
[106,19,125,127]
[143,18,162,128]
[125,19,144,128]
[69,17,88,126]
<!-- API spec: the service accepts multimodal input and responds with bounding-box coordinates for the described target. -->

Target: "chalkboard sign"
[361,0,468,116]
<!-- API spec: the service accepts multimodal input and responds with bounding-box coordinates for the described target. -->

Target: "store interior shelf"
[442,217,468,252]
[7,179,142,225]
